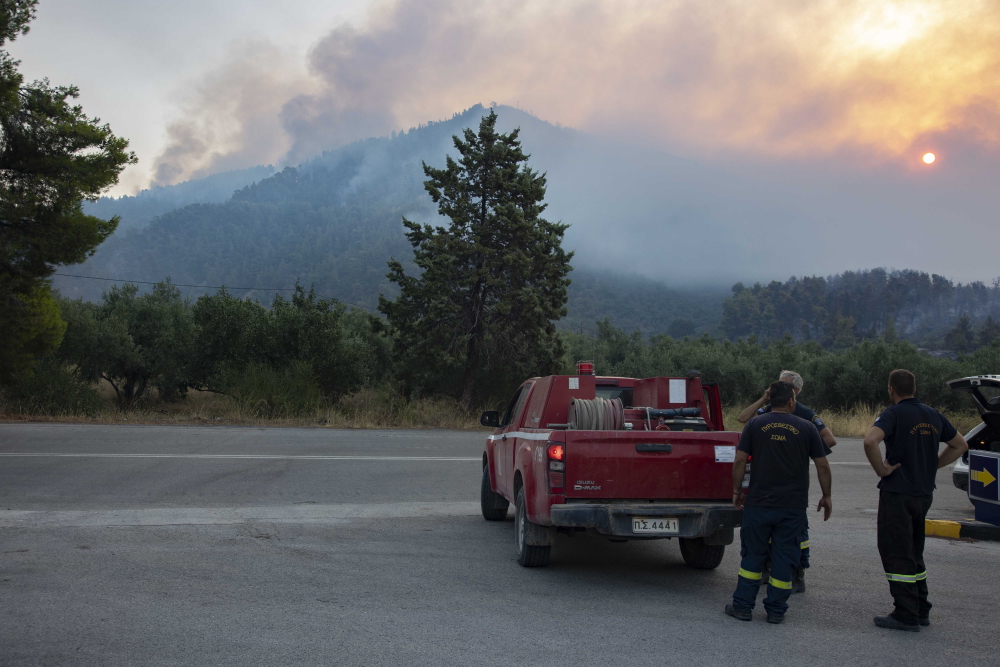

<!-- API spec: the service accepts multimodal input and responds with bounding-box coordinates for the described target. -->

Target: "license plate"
[631,517,679,534]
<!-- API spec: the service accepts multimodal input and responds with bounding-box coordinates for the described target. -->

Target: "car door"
[496,382,533,498]
[948,376,1000,456]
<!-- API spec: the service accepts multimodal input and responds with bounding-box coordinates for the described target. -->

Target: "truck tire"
[515,487,551,567]
[481,464,509,521]
[679,537,725,570]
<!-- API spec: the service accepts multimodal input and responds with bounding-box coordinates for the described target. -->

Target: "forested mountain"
[721,269,1000,349]
[55,106,723,334]
[83,165,277,233]
[563,271,725,337]
[57,105,997,350]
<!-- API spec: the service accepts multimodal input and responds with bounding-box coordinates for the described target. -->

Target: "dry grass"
[721,405,982,438]
[4,381,981,435]
[1,384,486,430]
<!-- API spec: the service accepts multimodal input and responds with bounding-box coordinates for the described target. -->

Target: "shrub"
[224,362,322,417]
[0,357,104,416]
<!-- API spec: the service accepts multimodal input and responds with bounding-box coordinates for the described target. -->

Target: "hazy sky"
[8,0,1000,283]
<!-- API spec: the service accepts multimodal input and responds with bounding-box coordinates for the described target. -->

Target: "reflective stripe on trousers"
[769,577,792,590]
[886,571,927,583]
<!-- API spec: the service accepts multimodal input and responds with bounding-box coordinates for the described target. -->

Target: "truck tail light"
[547,471,565,493]
[547,440,565,493]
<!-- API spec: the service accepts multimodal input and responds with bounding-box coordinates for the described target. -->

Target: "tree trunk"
[460,328,482,410]
[461,263,488,410]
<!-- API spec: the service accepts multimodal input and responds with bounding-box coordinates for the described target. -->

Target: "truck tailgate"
[562,430,738,500]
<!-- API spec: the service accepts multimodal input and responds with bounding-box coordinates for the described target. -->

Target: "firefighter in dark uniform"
[736,370,836,593]
[726,381,833,624]
[863,369,967,632]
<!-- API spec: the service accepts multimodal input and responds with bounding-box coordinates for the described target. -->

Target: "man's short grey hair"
[779,370,804,390]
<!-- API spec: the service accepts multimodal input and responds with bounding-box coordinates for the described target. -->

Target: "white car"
[947,376,1000,492]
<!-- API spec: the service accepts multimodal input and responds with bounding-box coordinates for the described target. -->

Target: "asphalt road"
[1,424,997,667]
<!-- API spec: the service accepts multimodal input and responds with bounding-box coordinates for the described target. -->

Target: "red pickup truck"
[480,367,742,568]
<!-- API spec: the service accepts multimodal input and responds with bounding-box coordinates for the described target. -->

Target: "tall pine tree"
[979,316,1000,348]
[380,110,572,407]
[0,1,135,382]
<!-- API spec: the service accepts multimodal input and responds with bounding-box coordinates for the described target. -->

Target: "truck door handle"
[636,443,672,453]
[502,435,508,442]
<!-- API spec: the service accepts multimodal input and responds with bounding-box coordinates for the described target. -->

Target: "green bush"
[223,361,322,417]
[562,319,999,413]
[0,357,104,416]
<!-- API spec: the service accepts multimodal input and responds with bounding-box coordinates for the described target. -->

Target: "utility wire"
[52,272,380,313]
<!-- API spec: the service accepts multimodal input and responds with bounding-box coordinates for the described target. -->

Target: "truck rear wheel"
[679,537,725,569]
[515,487,551,567]
[481,464,509,521]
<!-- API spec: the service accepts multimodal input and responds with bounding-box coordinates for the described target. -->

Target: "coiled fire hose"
[568,397,625,430]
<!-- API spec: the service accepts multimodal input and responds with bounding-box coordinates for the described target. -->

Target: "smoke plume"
[151,0,1000,185]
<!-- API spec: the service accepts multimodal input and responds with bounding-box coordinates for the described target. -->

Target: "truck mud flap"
[549,503,741,539]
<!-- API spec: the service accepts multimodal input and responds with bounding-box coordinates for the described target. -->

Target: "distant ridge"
[84,164,278,233]
[57,105,724,335]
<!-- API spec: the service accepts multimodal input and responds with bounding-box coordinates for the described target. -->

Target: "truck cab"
[479,366,741,568]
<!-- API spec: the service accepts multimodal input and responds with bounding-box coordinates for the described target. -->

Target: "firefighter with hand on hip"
[726,381,833,624]
[863,369,968,632]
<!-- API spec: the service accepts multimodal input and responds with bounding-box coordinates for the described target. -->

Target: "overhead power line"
[52,272,380,313]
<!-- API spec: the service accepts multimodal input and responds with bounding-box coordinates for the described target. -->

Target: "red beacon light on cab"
[576,361,595,376]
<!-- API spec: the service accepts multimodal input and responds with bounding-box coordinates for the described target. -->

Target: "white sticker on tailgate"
[715,445,736,463]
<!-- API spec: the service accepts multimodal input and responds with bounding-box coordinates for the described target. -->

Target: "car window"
[980,386,1000,407]
[510,384,533,426]
[500,387,524,427]
[501,383,533,427]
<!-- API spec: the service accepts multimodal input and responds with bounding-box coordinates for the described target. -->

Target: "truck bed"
[556,429,739,500]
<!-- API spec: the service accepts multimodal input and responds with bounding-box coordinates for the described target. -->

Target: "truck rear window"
[595,387,633,408]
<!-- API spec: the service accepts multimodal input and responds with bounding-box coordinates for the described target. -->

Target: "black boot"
[874,614,920,632]
[725,604,752,621]
[792,566,806,594]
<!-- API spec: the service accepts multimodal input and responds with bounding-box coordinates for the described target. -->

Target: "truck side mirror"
[480,411,500,428]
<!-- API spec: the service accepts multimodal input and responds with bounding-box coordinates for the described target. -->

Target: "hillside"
[56,106,725,335]
[83,165,277,233]
[60,104,995,348]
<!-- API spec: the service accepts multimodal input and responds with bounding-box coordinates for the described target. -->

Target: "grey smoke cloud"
[146,0,1000,284]
[152,0,1000,184]
[152,39,312,186]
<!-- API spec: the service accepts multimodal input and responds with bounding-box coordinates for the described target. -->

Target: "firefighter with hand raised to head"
[726,381,833,625]
[863,369,968,632]
[737,370,835,593]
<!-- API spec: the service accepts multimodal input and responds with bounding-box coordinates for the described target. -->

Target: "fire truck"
[479,362,742,567]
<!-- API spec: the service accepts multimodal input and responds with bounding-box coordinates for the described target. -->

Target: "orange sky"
[143,0,1000,184]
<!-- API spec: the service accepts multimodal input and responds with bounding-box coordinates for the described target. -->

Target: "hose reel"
[568,397,625,431]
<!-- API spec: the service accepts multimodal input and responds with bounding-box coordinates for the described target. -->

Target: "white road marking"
[0,453,479,461]
[0,502,482,528]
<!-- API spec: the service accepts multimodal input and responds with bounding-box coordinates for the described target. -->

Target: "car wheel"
[480,464,509,521]
[679,537,725,569]
[515,486,550,567]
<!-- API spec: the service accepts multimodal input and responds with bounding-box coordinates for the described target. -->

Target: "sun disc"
[922,152,936,164]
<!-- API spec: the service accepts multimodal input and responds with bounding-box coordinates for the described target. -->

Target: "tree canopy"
[0,0,135,382]
[380,110,572,406]
[721,269,1000,349]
